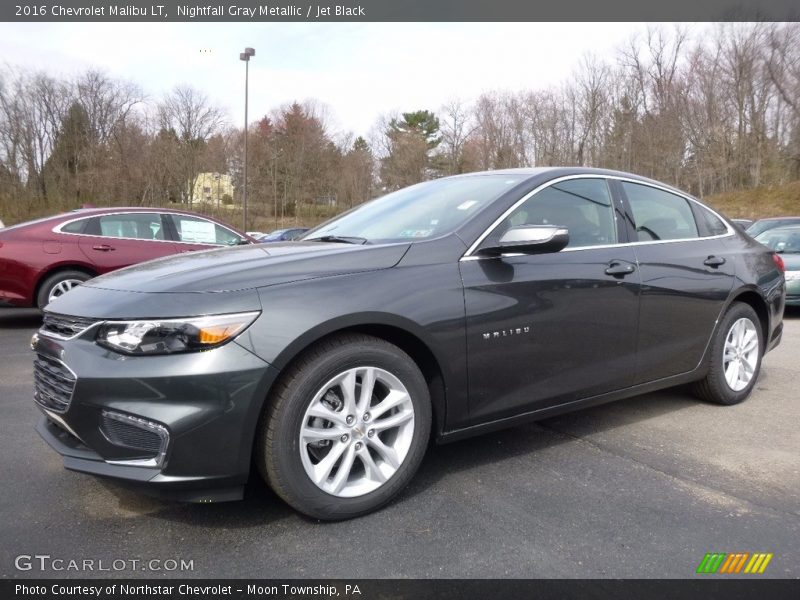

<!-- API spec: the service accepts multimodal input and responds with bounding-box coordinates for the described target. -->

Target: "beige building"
[190,172,234,208]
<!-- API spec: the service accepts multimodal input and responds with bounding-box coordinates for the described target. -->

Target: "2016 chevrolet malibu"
[32,168,785,520]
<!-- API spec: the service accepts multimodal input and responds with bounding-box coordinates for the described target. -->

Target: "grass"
[703,181,800,220]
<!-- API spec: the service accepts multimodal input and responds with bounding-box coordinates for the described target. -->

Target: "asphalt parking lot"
[1,308,798,579]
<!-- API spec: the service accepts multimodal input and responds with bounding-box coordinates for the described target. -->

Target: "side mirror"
[775,241,786,253]
[478,225,570,256]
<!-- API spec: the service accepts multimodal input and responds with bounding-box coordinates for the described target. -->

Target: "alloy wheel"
[298,366,415,498]
[723,317,759,392]
[48,279,84,303]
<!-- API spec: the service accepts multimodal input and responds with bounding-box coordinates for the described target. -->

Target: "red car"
[0,207,254,309]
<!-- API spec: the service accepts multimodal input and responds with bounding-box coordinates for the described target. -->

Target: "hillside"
[704,181,800,220]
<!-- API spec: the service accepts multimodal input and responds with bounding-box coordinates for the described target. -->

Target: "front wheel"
[691,302,763,405]
[36,270,92,309]
[256,334,431,520]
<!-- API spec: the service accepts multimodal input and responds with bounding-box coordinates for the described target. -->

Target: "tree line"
[1,23,798,229]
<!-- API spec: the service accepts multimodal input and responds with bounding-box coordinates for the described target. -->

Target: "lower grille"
[41,313,98,339]
[33,354,76,413]
[100,411,169,465]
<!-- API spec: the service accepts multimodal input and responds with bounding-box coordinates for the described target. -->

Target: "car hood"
[84,241,411,293]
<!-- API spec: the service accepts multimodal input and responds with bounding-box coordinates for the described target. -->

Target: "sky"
[0,22,661,138]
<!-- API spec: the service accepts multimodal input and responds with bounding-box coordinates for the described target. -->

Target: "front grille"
[33,354,76,413]
[41,313,98,339]
[100,411,168,459]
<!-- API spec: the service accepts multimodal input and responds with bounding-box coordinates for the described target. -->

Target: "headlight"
[95,311,260,355]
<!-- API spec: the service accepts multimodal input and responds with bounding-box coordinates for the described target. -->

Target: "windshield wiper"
[307,235,368,245]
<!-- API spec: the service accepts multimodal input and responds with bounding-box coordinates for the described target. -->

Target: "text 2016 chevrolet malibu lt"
[32,168,785,520]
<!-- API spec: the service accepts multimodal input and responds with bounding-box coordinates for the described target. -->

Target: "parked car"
[33,168,784,520]
[0,207,253,309]
[754,225,800,305]
[731,218,753,230]
[746,216,800,238]
[257,227,310,242]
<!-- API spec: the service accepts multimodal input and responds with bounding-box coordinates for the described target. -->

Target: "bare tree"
[158,85,225,205]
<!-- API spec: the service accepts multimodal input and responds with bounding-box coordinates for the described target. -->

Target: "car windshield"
[755,226,800,253]
[304,175,525,243]
[262,230,288,241]
[747,218,800,238]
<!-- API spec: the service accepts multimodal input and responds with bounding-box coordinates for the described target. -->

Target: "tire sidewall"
[709,303,763,404]
[268,340,431,519]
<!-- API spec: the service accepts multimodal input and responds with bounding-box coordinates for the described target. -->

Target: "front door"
[461,177,641,425]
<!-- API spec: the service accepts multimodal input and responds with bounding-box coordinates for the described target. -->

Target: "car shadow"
[98,473,297,528]
[402,388,700,502]
[0,308,41,328]
[783,306,800,320]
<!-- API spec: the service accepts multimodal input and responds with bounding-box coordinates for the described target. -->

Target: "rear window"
[60,219,87,234]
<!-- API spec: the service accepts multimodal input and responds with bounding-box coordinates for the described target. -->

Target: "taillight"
[772,253,785,272]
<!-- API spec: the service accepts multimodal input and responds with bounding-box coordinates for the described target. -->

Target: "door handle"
[703,256,726,268]
[605,262,636,277]
[92,244,115,252]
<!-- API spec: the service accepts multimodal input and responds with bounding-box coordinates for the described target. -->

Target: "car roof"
[757,224,800,234]
[453,166,687,193]
[753,216,800,222]
[0,206,241,233]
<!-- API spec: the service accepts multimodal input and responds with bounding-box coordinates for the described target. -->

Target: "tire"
[36,270,92,309]
[691,302,763,405]
[256,333,431,520]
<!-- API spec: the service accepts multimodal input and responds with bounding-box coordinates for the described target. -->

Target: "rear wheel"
[256,334,431,520]
[691,302,763,405]
[36,270,92,309]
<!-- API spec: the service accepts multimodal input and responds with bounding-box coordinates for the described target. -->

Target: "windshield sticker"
[399,229,434,238]
[180,219,216,244]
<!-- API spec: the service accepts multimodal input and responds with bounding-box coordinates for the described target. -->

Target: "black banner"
[1,0,799,22]
[5,579,800,600]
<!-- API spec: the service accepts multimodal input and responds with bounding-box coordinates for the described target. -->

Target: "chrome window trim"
[52,211,242,247]
[460,173,735,261]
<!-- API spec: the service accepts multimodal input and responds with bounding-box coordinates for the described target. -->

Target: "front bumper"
[33,329,280,502]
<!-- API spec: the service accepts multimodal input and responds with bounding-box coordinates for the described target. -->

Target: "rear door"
[461,176,642,424]
[78,212,177,272]
[616,180,736,383]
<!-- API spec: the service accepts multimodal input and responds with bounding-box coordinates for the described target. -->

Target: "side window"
[489,178,617,249]
[97,214,165,240]
[169,215,241,245]
[695,205,729,237]
[60,219,88,234]
[622,182,699,241]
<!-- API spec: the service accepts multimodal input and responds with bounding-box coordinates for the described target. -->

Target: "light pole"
[240,47,255,232]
